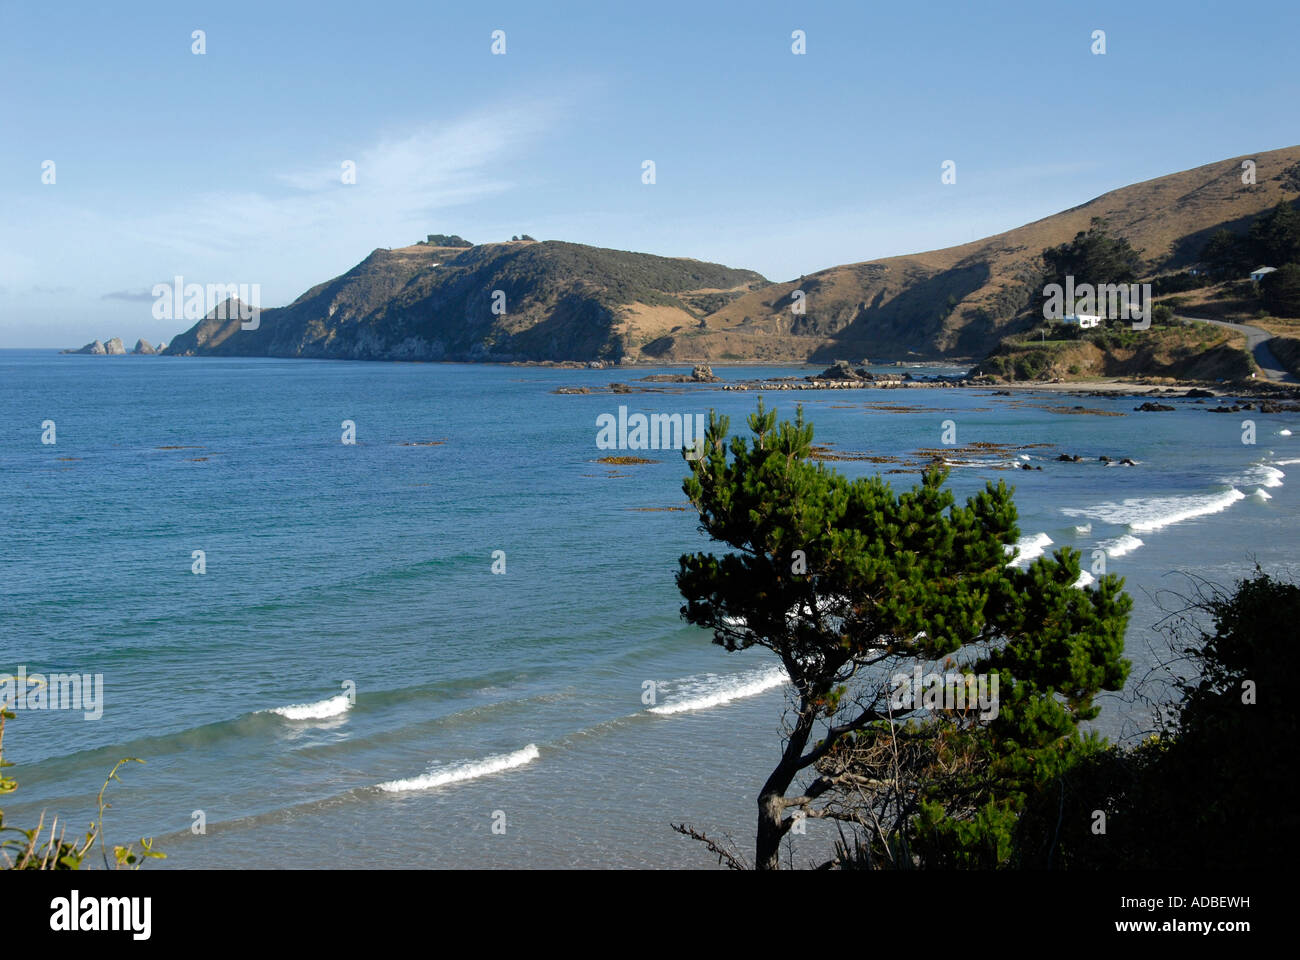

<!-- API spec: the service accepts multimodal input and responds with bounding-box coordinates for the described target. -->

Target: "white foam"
[1005,532,1053,568]
[1072,570,1095,589]
[1276,459,1300,466]
[1073,523,1092,535]
[1099,534,1145,558]
[1252,488,1273,501]
[1280,429,1292,436]
[936,457,1007,469]
[266,694,352,720]
[1228,463,1284,489]
[1062,488,1246,533]
[377,744,540,792]
[648,665,788,715]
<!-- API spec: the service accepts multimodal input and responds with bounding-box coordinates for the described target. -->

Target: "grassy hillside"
[165,239,767,362]
[166,146,1300,366]
[656,146,1300,362]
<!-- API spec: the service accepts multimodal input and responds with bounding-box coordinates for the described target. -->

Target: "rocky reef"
[61,337,165,355]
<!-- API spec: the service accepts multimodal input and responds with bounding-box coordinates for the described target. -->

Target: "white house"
[1251,266,1278,283]
[1062,314,1102,328]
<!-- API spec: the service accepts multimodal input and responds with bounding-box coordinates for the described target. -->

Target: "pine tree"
[677,401,1131,869]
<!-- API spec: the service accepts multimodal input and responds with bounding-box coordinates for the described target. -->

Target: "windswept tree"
[676,402,1130,869]
[1033,217,1144,319]
[1042,217,1143,284]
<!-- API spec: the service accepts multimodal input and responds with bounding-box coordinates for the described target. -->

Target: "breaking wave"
[648,665,788,715]
[264,694,353,721]
[1099,534,1145,558]
[376,744,540,792]
[1062,488,1246,533]
[1006,532,1053,568]
[1227,464,1284,489]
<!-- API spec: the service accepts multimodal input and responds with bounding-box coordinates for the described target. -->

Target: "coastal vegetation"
[674,402,1290,869]
[1033,567,1299,870]
[973,320,1250,382]
[675,401,1131,869]
[0,710,163,870]
[1195,200,1300,318]
[1030,217,1143,320]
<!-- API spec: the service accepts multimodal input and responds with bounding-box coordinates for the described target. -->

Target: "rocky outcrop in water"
[62,336,165,356]
[813,361,869,381]
[637,364,721,384]
[61,340,107,355]
[691,364,718,382]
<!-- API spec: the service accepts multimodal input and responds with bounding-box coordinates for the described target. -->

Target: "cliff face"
[165,147,1300,364]
[164,240,768,362]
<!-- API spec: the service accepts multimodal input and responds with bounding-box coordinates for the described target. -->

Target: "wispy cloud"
[0,98,565,344]
[117,102,559,260]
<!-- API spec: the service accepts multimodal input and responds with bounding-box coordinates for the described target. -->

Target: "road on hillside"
[1178,315,1297,383]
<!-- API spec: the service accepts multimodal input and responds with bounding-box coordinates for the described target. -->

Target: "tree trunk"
[755,708,815,870]
[756,791,788,871]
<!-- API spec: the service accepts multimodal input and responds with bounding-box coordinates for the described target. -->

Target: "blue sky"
[1,0,1296,347]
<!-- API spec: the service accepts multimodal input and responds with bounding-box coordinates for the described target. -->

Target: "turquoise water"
[1,350,1295,868]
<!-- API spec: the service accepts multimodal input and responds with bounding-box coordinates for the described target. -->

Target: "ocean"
[1,350,1294,868]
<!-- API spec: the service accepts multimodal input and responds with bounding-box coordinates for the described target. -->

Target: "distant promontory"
[152,144,1300,377]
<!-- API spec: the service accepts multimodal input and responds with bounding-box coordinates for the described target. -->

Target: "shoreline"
[25,348,1300,399]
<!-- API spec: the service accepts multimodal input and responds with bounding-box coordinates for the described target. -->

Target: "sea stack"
[691,364,719,382]
[133,339,157,355]
[61,339,108,355]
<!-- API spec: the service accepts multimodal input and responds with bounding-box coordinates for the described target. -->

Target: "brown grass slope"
[663,146,1300,363]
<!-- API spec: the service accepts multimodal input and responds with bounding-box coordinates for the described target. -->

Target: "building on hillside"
[1062,314,1102,328]
[1251,266,1278,283]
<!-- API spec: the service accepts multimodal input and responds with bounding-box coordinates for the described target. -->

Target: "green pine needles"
[676,400,1131,869]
